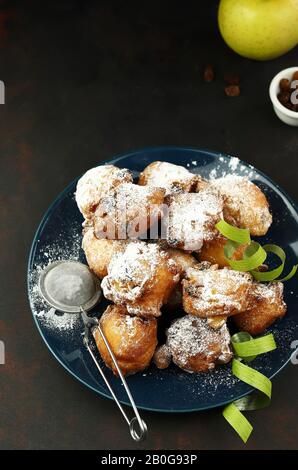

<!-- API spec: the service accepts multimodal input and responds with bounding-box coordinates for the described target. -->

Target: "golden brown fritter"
[101,241,181,317]
[166,315,233,372]
[138,161,199,195]
[183,266,253,318]
[75,165,133,220]
[165,188,224,252]
[82,228,127,278]
[93,182,165,239]
[233,282,286,335]
[94,305,157,376]
[200,236,247,268]
[210,175,272,236]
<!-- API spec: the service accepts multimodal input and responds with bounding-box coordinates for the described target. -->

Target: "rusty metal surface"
[0,0,297,450]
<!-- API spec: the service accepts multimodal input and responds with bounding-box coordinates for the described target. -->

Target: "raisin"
[279,78,290,92]
[258,264,268,272]
[284,102,295,111]
[278,91,290,105]
[224,74,240,85]
[224,85,240,97]
[292,103,298,112]
[203,64,214,82]
[292,70,298,81]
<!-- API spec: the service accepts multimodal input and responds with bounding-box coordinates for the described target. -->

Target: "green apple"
[218,0,298,60]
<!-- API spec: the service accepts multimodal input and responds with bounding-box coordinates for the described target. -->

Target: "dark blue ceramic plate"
[27,147,298,412]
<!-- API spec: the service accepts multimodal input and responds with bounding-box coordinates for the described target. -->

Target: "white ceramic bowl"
[269,67,298,127]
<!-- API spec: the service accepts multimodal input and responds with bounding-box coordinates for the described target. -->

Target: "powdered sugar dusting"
[166,188,224,251]
[75,165,132,219]
[167,315,232,370]
[102,241,164,302]
[28,231,82,332]
[184,267,253,317]
[206,155,256,180]
[101,182,164,217]
[210,174,272,234]
[253,282,283,303]
[229,156,239,172]
[141,161,197,195]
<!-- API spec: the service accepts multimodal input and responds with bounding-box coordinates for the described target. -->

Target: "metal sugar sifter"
[39,260,147,442]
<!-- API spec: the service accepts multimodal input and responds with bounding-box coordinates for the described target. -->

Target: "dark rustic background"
[0,0,297,450]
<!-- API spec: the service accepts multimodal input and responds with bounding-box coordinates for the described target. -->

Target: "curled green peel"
[216,220,297,282]
[215,220,251,245]
[222,332,276,443]
[216,219,295,441]
[232,333,276,359]
[224,240,267,272]
[223,403,252,444]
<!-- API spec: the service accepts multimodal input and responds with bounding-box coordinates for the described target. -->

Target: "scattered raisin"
[279,78,290,92]
[224,74,240,85]
[203,64,214,82]
[292,70,298,81]
[224,85,240,97]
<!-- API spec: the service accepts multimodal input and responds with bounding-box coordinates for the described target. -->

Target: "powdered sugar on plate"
[28,231,82,333]
[190,154,257,181]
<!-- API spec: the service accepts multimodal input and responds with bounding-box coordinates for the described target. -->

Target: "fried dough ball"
[94,305,157,376]
[153,344,172,369]
[210,175,272,236]
[101,241,180,317]
[75,165,133,220]
[183,266,253,318]
[93,183,165,239]
[82,228,127,278]
[233,282,286,335]
[138,161,201,195]
[166,315,233,372]
[165,188,224,252]
[200,236,247,268]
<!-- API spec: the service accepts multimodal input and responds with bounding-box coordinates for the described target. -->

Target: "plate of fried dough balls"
[28,147,298,412]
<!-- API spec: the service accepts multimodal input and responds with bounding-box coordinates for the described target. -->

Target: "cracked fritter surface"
[101,241,180,317]
[183,266,253,318]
